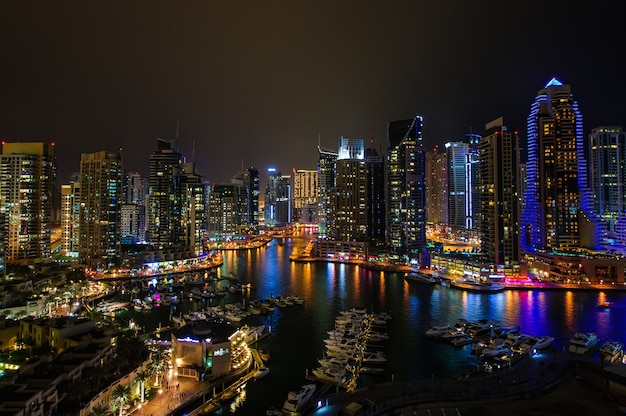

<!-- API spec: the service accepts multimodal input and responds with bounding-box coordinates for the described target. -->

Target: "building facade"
[264,169,291,228]
[332,137,368,242]
[588,126,626,237]
[78,151,123,269]
[521,78,597,253]
[0,142,54,264]
[386,116,427,261]
[317,147,338,237]
[148,139,184,246]
[478,117,520,267]
[292,169,318,224]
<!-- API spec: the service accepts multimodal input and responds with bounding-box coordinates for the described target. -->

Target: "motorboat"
[481,343,511,357]
[504,332,529,349]
[425,323,451,338]
[450,278,505,293]
[253,366,270,380]
[597,301,613,309]
[520,335,554,353]
[405,271,438,284]
[282,383,316,414]
[312,367,352,387]
[568,332,600,355]
[599,341,624,364]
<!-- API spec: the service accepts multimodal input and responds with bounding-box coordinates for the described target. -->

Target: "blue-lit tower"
[521,78,597,253]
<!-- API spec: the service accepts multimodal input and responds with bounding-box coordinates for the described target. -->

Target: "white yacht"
[425,323,451,338]
[600,341,624,364]
[568,332,599,355]
[282,383,316,414]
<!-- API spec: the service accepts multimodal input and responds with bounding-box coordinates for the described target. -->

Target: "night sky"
[2,1,625,184]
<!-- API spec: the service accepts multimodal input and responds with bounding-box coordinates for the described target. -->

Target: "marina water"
[112,236,626,413]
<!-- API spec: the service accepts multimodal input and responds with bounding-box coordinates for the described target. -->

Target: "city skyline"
[2,2,626,184]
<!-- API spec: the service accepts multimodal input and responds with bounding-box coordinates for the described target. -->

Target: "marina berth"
[519,335,554,353]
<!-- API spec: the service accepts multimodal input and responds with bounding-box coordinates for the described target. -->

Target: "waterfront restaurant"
[171,320,249,380]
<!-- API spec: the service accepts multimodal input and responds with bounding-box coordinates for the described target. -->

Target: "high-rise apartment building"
[120,172,147,243]
[589,126,626,235]
[425,149,448,225]
[443,134,480,236]
[181,162,207,254]
[264,169,291,228]
[208,184,240,240]
[244,167,260,227]
[521,78,597,253]
[292,169,318,224]
[386,116,427,261]
[78,150,123,268]
[0,142,54,264]
[317,147,338,237]
[332,137,368,241]
[60,182,80,256]
[478,117,520,266]
[365,147,385,241]
[148,139,184,246]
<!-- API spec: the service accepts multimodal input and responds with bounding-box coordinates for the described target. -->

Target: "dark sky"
[2,1,625,184]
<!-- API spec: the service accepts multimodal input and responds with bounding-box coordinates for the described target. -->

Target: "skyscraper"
[445,141,471,230]
[386,116,427,261]
[588,126,626,236]
[180,162,207,254]
[78,150,123,268]
[0,142,54,264]
[264,169,291,227]
[317,147,338,237]
[521,78,596,253]
[292,169,318,224]
[365,147,385,241]
[148,139,184,246]
[208,184,240,240]
[425,149,448,225]
[333,137,368,241]
[244,167,260,227]
[478,117,520,266]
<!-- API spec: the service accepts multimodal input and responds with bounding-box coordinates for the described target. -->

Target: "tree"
[135,371,149,403]
[111,383,130,416]
[87,403,109,416]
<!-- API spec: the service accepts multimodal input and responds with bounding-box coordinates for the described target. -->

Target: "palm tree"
[134,371,149,403]
[111,383,130,416]
[147,348,169,386]
[87,403,110,416]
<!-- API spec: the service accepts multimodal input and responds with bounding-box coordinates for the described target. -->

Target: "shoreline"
[290,255,626,292]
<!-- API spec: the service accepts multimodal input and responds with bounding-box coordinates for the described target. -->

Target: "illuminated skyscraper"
[425,149,448,224]
[478,117,520,266]
[208,184,240,240]
[386,116,427,261]
[0,142,54,264]
[332,137,368,241]
[292,169,318,223]
[180,162,207,254]
[521,78,597,253]
[588,126,626,235]
[264,169,291,227]
[61,183,80,256]
[78,150,123,268]
[317,147,337,237]
[365,147,385,241]
[445,141,471,230]
[148,139,184,246]
[244,167,260,226]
